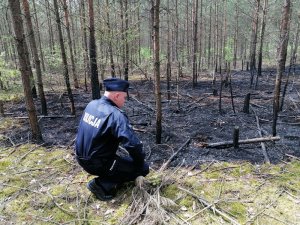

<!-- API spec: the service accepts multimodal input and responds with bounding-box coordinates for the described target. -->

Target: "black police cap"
[103,78,130,92]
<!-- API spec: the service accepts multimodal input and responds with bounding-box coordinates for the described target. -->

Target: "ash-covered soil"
[1,69,300,168]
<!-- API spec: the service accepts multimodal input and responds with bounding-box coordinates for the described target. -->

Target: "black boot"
[87,179,114,201]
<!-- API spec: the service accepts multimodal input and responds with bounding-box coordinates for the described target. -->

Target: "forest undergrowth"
[1,68,300,224]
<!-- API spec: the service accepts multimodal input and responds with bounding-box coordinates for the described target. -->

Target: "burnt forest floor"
[1,67,300,224]
[1,68,300,166]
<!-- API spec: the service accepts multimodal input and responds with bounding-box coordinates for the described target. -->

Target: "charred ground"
[1,68,300,167]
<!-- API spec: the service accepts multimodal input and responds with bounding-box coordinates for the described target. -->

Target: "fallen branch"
[178,186,241,225]
[204,136,280,148]
[15,115,76,119]
[246,190,284,224]
[130,96,155,112]
[159,138,191,172]
[285,154,300,161]
[251,106,270,164]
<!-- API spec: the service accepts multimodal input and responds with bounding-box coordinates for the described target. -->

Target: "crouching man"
[75,78,149,201]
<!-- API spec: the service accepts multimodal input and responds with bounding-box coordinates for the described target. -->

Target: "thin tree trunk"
[88,0,100,99]
[149,1,154,57]
[53,0,76,115]
[222,0,227,69]
[8,0,43,142]
[4,16,18,68]
[289,13,300,72]
[106,0,115,77]
[22,0,47,115]
[0,25,9,62]
[249,0,260,86]
[192,0,198,87]
[257,0,268,77]
[166,0,171,100]
[174,0,179,63]
[185,0,190,65]
[214,2,219,72]
[120,0,125,77]
[80,0,90,91]
[233,4,239,69]
[137,2,141,64]
[45,0,55,54]
[69,0,78,60]
[272,0,291,136]
[153,0,162,144]
[198,0,203,72]
[63,0,79,88]
[124,0,129,81]
[32,0,45,71]
[208,3,212,69]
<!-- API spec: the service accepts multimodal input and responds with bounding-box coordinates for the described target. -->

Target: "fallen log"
[205,136,280,148]
[251,106,270,164]
[15,115,76,119]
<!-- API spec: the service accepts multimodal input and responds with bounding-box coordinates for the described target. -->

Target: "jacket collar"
[101,96,119,108]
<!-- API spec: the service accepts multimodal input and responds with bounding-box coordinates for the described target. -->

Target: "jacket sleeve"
[114,113,145,166]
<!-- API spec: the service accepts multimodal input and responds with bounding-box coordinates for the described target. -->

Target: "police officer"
[75,78,149,201]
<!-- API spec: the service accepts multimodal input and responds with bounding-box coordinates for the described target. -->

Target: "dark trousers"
[77,155,149,194]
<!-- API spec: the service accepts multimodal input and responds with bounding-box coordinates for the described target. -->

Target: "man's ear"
[114,92,120,99]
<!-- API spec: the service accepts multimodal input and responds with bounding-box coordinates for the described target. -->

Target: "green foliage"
[224,38,234,62]
[140,47,152,60]
[0,56,22,99]
[44,46,62,71]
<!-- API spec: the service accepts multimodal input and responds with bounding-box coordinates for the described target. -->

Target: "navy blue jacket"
[75,96,145,167]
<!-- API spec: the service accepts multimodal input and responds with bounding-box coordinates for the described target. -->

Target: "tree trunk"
[124,0,129,81]
[174,0,179,63]
[120,0,125,77]
[249,0,260,86]
[137,1,141,64]
[4,16,18,68]
[185,0,190,66]
[0,24,10,62]
[32,0,45,71]
[166,0,171,100]
[198,0,203,72]
[214,2,219,72]
[106,0,115,77]
[53,0,76,115]
[119,0,129,80]
[192,0,198,87]
[272,0,291,136]
[153,0,162,144]
[22,0,47,115]
[80,0,90,91]
[257,0,268,77]
[69,0,78,61]
[208,3,212,69]
[88,0,100,99]
[222,0,227,69]
[233,3,239,69]
[63,0,79,89]
[8,0,43,142]
[289,13,300,72]
[45,0,55,54]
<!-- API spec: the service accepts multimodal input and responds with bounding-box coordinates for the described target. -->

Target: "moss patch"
[161,184,179,199]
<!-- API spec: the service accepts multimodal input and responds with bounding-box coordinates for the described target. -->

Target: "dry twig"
[178,186,241,225]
